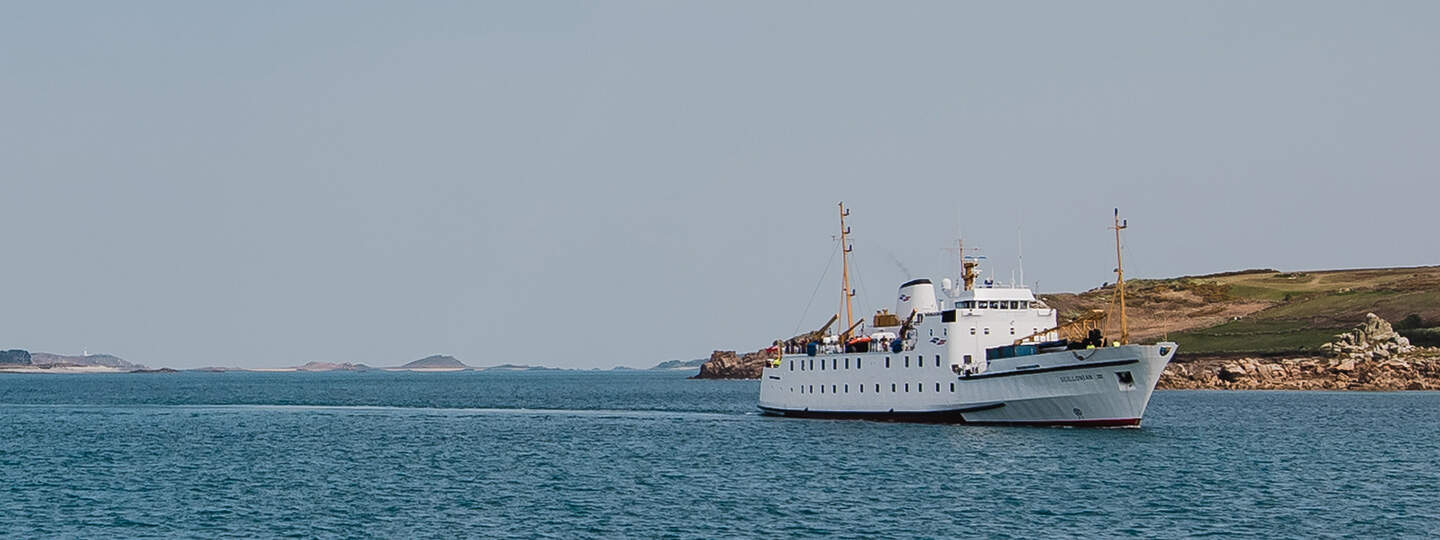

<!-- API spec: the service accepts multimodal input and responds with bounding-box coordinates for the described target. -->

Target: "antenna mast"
[1111,208,1129,345]
[838,202,855,341]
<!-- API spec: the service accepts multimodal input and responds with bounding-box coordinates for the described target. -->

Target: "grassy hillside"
[1040,266,1440,356]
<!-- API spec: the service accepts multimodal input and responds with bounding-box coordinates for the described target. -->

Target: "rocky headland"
[692,349,772,379]
[1160,314,1440,391]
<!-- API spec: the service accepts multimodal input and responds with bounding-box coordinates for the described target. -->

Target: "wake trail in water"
[2,402,749,420]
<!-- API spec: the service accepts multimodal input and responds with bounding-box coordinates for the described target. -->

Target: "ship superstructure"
[757,204,1175,426]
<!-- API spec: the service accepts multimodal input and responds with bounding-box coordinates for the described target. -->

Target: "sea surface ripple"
[1,370,1437,538]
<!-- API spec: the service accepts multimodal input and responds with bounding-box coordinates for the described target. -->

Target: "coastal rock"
[1218,364,1248,382]
[1159,315,1440,391]
[693,349,773,379]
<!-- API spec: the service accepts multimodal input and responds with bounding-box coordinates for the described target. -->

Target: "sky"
[2,2,1436,369]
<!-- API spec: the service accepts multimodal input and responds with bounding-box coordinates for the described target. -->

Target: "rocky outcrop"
[1160,315,1440,391]
[692,349,772,379]
[1318,313,1416,360]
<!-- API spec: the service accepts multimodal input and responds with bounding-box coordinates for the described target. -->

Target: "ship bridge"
[948,287,1047,311]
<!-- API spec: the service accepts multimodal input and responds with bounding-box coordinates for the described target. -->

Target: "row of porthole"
[792,355,947,372]
[794,382,954,394]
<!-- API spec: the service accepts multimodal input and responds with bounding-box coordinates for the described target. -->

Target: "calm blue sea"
[1,370,1437,538]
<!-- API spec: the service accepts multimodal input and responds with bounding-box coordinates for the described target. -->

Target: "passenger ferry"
[757,204,1176,427]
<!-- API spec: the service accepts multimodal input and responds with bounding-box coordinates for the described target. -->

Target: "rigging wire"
[850,239,877,330]
[793,239,841,336]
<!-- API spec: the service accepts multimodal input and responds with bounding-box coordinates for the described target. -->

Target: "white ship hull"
[758,343,1176,427]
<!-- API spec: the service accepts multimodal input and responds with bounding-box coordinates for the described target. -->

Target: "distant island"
[395,355,468,370]
[0,350,149,373]
[652,358,709,370]
[693,266,1440,390]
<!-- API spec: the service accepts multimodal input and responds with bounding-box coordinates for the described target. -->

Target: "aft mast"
[838,202,856,341]
[1111,208,1129,345]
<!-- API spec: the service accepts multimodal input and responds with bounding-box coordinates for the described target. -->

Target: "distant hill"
[296,362,372,372]
[1042,266,1440,356]
[484,363,563,371]
[399,355,467,369]
[30,352,140,369]
[652,358,708,370]
[0,350,31,365]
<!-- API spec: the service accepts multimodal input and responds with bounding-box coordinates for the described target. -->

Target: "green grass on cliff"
[1136,266,1440,356]
[1166,319,1344,355]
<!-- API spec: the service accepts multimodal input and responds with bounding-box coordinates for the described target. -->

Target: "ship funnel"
[895,278,939,317]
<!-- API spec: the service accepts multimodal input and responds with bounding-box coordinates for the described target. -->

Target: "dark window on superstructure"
[886,357,891,368]
[891,383,897,392]
[970,327,976,335]
[820,360,825,371]
[876,384,881,393]
[789,361,793,371]
[859,384,864,393]
[941,310,956,323]
[844,384,849,393]
[820,385,824,394]
[935,355,941,365]
[950,382,955,392]
[905,383,910,392]
[936,383,941,392]
[832,385,837,394]
[917,382,922,393]
[904,356,909,368]
[984,328,990,335]
[845,358,850,369]
[918,356,923,368]
[857,358,862,369]
[1010,327,1016,335]
[832,358,838,370]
